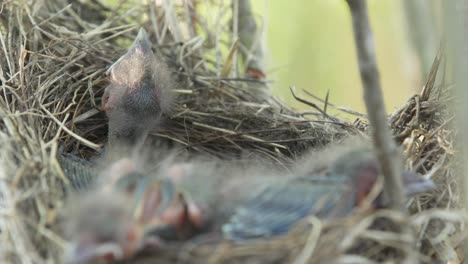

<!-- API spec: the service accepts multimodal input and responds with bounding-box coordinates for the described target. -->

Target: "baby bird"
[57,153,97,191]
[64,148,435,262]
[65,192,144,264]
[58,28,177,192]
[223,148,435,240]
[64,156,184,264]
[95,147,433,242]
[103,28,174,147]
[144,148,436,241]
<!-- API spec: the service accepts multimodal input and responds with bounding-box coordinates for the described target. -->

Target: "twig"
[289,86,342,123]
[40,105,102,150]
[301,89,367,118]
[345,0,405,210]
[323,89,330,115]
[345,1,416,263]
[192,122,287,149]
[236,0,266,79]
[215,0,225,78]
[293,216,322,264]
[231,0,239,77]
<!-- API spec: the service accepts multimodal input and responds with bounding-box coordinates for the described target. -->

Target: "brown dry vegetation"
[0,0,463,263]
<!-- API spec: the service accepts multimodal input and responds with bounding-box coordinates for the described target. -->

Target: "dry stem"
[345,0,405,211]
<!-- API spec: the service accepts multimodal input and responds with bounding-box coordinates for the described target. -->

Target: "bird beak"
[138,180,205,239]
[402,171,436,196]
[106,28,153,76]
[136,178,178,224]
[158,179,178,213]
[129,28,153,55]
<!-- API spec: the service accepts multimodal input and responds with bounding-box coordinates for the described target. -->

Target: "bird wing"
[222,177,350,241]
[58,153,97,191]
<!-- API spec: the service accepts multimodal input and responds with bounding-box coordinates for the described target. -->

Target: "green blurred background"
[251,0,438,114]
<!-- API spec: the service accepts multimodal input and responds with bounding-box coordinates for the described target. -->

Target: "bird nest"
[0,0,462,263]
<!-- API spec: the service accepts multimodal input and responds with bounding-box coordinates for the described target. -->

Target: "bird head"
[328,148,436,208]
[65,192,144,264]
[103,28,174,146]
[65,158,181,263]
[97,158,184,225]
[136,163,208,240]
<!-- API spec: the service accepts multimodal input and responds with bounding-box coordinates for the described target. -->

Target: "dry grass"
[0,0,463,263]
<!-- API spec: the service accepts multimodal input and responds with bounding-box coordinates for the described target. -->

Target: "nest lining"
[0,0,461,263]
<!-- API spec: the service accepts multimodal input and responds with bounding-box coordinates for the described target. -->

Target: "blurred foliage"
[253,0,429,114]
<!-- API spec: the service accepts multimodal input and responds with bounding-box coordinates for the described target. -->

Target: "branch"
[289,86,342,123]
[235,0,266,80]
[345,0,405,210]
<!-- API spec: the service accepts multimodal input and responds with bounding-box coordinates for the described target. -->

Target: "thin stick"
[345,0,405,210]
[40,105,102,150]
[231,0,239,77]
[192,122,287,149]
[345,1,417,263]
[289,86,342,123]
[237,0,266,79]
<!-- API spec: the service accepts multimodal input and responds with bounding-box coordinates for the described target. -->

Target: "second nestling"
[64,142,436,263]
[57,29,176,190]
[102,28,175,147]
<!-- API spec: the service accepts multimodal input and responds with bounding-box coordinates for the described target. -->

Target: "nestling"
[103,28,174,147]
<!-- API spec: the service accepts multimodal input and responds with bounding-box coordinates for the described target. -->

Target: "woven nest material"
[0,1,462,263]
